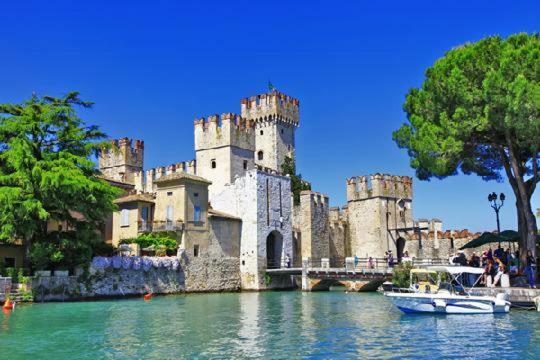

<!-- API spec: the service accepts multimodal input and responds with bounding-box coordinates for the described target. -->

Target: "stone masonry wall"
[32,255,241,301]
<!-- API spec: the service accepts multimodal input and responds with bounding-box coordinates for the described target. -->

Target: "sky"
[1,0,538,232]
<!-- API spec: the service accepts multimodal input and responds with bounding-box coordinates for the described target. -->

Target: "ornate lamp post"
[488,192,505,245]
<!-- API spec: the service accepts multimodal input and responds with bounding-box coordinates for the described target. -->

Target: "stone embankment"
[32,255,241,302]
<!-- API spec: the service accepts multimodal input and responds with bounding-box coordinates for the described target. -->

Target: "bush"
[392,262,413,288]
[122,232,178,252]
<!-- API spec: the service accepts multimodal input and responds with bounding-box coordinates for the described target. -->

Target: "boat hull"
[385,293,510,314]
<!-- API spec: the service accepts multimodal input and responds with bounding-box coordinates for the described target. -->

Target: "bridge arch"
[266,230,283,269]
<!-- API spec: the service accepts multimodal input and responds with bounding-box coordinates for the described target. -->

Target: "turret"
[98,137,144,184]
[240,90,299,172]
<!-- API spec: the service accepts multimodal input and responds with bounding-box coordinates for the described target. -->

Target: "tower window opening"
[281,128,284,134]
[257,151,264,161]
[211,159,216,169]
[260,130,264,135]
[243,160,248,170]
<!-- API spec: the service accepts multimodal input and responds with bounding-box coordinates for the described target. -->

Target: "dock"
[467,287,540,308]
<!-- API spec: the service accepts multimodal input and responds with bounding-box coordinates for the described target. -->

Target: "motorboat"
[384,266,511,314]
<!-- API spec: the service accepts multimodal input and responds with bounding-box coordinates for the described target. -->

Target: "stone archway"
[396,237,406,261]
[266,230,283,269]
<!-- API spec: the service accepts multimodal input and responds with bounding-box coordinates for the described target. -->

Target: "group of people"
[450,245,537,288]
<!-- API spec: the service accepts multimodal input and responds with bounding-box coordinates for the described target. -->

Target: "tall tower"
[240,90,299,173]
[194,113,255,196]
[98,138,144,184]
[346,174,413,259]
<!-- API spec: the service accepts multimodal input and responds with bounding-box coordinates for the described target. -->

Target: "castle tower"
[194,113,255,196]
[240,90,299,173]
[345,174,413,259]
[98,138,144,184]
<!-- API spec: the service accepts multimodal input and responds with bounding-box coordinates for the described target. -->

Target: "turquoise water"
[1,291,539,359]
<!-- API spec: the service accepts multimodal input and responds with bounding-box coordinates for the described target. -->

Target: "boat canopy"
[426,266,485,275]
[410,269,437,274]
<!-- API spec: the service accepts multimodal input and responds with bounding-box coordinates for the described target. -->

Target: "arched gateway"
[266,230,283,269]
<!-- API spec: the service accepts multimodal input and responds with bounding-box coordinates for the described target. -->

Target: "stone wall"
[32,255,241,301]
[297,191,330,260]
[211,169,293,290]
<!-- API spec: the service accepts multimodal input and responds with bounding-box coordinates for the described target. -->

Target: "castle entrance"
[266,230,283,269]
[396,237,406,261]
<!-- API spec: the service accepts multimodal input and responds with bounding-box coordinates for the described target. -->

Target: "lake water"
[1,291,539,359]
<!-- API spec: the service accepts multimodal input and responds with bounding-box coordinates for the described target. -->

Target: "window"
[141,206,149,221]
[260,130,264,135]
[281,128,284,134]
[257,151,264,161]
[243,160,248,170]
[211,159,216,169]
[194,192,199,197]
[193,245,200,257]
[166,205,174,221]
[4,257,15,268]
[121,209,130,227]
[167,191,173,196]
[194,206,201,222]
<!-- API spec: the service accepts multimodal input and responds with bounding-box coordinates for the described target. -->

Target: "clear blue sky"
[1,0,538,232]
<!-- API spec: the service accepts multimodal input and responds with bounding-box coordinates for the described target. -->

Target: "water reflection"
[1,292,539,359]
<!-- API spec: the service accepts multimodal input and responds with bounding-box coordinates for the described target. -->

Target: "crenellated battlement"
[98,137,144,184]
[134,160,196,193]
[300,190,329,207]
[346,173,413,202]
[194,113,255,151]
[240,90,299,127]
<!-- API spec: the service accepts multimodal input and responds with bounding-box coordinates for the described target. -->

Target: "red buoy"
[2,299,13,310]
[143,293,152,301]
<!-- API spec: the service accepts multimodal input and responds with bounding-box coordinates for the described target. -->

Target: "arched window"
[211,159,216,169]
[260,130,264,135]
[257,151,264,161]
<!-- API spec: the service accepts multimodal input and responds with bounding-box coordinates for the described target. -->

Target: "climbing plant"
[281,156,311,205]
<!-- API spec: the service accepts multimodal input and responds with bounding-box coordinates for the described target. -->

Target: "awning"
[426,266,485,275]
[459,230,539,250]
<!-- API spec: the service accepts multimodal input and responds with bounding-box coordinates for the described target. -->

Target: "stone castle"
[98,89,479,291]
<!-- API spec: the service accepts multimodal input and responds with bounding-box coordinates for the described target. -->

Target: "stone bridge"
[266,257,393,292]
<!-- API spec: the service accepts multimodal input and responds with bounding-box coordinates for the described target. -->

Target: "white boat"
[384,266,511,314]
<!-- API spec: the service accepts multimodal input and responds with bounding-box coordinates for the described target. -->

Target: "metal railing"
[304,257,450,270]
[152,220,184,232]
[137,221,152,233]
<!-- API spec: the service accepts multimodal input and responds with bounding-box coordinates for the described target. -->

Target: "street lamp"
[488,192,505,236]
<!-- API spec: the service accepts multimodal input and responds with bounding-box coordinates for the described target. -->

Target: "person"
[508,252,519,274]
[354,255,359,270]
[503,248,511,266]
[453,251,467,266]
[387,250,394,267]
[468,252,480,267]
[524,250,536,289]
[285,254,291,268]
[494,244,504,261]
[492,257,506,287]
[368,256,374,269]
[483,258,495,287]
[487,247,493,261]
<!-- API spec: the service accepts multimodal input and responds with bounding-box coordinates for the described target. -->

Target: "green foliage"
[122,232,178,252]
[5,267,19,283]
[392,262,413,288]
[393,33,539,253]
[0,92,121,270]
[281,156,311,205]
[29,230,101,270]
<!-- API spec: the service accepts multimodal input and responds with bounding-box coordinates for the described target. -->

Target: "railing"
[152,221,184,232]
[138,221,152,233]
[304,257,450,271]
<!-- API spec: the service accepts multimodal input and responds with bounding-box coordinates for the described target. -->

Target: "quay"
[468,287,540,309]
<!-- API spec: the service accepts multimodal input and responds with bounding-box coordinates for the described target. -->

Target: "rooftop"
[154,172,212,185]
[208,208,242,221]
[113,193,155,204]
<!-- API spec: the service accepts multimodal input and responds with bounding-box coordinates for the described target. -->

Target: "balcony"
[137,221,152,233]
[152,220,184,232]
